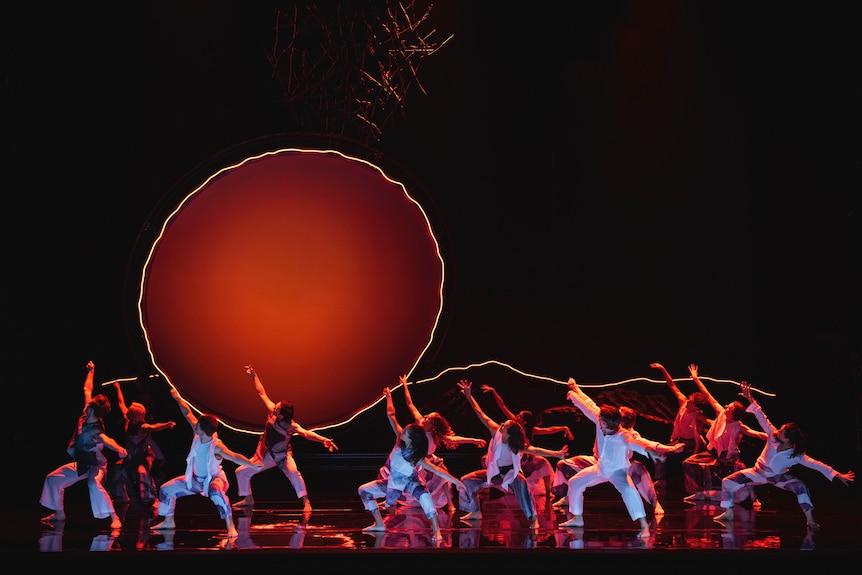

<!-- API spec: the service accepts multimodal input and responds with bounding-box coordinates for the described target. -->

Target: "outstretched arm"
[626,432,686,458]
[446,434,488,449]
[688,364,721,414]
[141,420,177,433]
[292,423,339,452]
[533,425,574,441]
[418,457,466,492]
[458,380,499,435]
[384,387,403,437]
[82,361,95,408]
[651,362,687,406]
[480,384,518,421]
[112,380,129,417]
[168,387,198,429]
[215,442,261,468]
[400,374,424,424]
[245,365,276,412]
[99,433,128,458]
[565,378,600,422]
[739,422,768,442]
[525,444,569,460]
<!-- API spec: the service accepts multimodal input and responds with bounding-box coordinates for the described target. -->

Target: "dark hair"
[728,401,746,422]
[199,414,219,436]
[425,412,456,450]
[517,410,536,441]
[783,422,806,457]
[503,420,526,454]
[689,391,708,410]
[401,423,429,465]
[599,405,621,432]
[277,400,295,424]
[619,406,637,428]
[89,394,112,419]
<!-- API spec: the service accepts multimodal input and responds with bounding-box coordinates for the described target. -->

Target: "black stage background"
[5,1,860,510]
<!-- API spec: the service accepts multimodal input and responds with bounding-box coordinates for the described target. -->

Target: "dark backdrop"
[5,2,860,505]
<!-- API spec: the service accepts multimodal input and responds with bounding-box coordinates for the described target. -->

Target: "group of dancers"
[39,361,855,541]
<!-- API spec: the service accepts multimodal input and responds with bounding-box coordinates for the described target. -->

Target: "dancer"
[713,382,855,529]
[559,378,684,538]
[480,383,573,499]
[358,386,465,542]
[551,406,664,516]
[232,365,338,512]
[456,380,568,530]
[682,364,766,505]
[109,379,176,506]
[40,361,128,529]
[385,374,486,512]
[151,387,261,538]
[650,362,709,488]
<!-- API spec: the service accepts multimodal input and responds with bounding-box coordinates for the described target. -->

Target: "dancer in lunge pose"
[480,383,573,499]
[110,379,176,507]
[151,387,261,538]
[650,362,709,488]
[40,361,128,529]
[456,380,568,530]
[559,378,684,538]
[358,386,465,542]
[682,364,766,506]
[550,406,663,516]
[382,374,486,512]
[713,382,854,530]
[232,365,338,512]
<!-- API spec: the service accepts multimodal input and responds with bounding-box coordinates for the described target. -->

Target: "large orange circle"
[138,149,444,431]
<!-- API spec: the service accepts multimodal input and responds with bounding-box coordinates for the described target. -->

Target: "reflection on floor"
[14,480,860,567]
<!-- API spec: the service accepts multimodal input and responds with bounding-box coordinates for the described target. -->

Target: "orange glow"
[137,149,444,432]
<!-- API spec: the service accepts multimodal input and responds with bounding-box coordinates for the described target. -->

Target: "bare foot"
[653,502,664,516]
[752,499,762,510]
[460,511,482,521]
[528,516,539,530]
[110,517,122,529]
[638,525,651,539]
[363,523,386,533]
[231,497,253,509]
[807,521,821,531]
[42,511,65,523]
[226,527,238,538]
[559,516,584,528]
[151,518,175,530]
[303,501,313,513]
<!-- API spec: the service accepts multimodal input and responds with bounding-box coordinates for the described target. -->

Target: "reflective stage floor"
[8,478,860,570]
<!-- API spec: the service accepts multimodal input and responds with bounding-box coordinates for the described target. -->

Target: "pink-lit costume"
[457,427,535,519]
[379,432,454,509]
[235,408,308,502]
[156,433,233,520]
[718,401,840,513]
[520,453,554,498]
[654,403,703,482]
[359,441,438,520]
[553,436,658,509]
[564,392,661,521]
[683,408,754,499]
[40,409,116,521]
